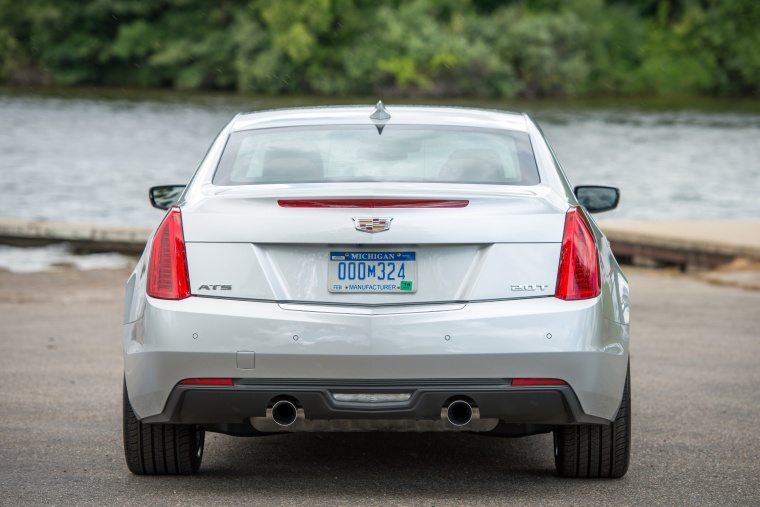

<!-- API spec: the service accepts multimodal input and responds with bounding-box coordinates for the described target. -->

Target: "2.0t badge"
[353,218,393,233]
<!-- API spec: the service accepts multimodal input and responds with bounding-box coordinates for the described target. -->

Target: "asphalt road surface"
[1,267,758,506]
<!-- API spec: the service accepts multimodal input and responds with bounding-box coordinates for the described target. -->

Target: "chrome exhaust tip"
[446,400,473,426]
[271,400,299,427]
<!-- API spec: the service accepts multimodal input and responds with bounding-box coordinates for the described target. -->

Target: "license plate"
[328,251,417,293]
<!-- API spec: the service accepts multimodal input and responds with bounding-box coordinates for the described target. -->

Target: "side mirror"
[149,185,186,210]
[574,185,620,213]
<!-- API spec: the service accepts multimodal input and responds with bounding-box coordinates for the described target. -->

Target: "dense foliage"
[1,0,758,97]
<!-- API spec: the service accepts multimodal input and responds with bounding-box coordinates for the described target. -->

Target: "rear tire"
[123,378,204,475]
[553,364,631,478]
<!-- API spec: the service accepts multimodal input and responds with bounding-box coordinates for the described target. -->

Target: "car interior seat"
[262,147,324,182]
[438,148,504,182]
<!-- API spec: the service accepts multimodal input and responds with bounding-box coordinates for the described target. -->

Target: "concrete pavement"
[0,266,758,506]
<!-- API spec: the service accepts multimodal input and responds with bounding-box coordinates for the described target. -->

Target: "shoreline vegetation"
[1,0,759,100]
[5,85,760,114]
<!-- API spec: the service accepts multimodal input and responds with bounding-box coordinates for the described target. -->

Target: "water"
[1,89,759,228]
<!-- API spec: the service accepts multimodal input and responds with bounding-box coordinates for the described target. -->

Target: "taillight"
[555,207,600,301]
[147,207,191,300]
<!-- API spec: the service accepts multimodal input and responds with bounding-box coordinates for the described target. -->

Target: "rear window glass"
[212,125,539,186]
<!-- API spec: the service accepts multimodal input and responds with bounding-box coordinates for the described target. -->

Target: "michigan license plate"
[328,251,417,293]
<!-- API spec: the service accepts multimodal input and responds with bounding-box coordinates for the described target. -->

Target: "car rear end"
[122,105,630,477]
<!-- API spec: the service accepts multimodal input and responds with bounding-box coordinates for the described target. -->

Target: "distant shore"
[5,85,760,113]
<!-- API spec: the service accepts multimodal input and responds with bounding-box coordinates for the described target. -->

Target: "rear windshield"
[212,125,540,186]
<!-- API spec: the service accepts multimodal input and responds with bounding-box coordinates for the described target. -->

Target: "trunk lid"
[182,184,566,304]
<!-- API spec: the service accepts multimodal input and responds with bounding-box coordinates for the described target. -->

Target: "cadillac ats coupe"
[122,102,630,478]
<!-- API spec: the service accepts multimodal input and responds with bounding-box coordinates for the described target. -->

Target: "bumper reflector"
[178,378,234,386]
[333,393,412,403]
[512,378,568,386]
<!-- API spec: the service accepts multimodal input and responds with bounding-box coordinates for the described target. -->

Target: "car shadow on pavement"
[172,432,562,495]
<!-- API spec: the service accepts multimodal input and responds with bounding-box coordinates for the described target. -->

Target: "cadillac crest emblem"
[353,217,393,233]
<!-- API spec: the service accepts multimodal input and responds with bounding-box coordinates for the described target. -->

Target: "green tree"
[0,0,758,97]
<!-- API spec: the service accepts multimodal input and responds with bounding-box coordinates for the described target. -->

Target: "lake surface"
[1,89,759,228]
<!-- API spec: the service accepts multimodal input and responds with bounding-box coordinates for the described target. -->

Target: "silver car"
[123,102,630,478]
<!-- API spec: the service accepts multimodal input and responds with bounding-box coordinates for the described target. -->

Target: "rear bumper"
[124,295,629,423]
[142,378,609,426]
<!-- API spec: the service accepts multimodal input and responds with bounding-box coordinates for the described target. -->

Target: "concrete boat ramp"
[598,220,760,270]
[0,217,759,271]
[0,218,153,255]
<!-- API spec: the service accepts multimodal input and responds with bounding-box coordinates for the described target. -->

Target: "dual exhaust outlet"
[271,400,299,427]
[445,399,474,426]
[269,398,474,427]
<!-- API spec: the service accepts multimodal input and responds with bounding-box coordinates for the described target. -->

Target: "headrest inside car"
[262,148,324,182]
[439,148,504,182]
